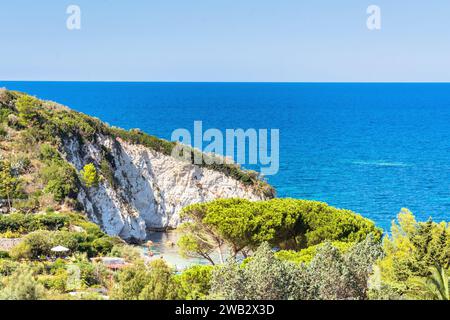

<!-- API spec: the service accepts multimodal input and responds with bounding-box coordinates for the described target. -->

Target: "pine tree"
[0,161,22,211]
[80,163,99,188]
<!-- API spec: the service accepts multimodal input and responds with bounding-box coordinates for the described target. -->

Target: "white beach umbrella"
[51,245,70,252]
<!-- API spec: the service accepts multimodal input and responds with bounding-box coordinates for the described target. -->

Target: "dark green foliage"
[100,159,117,188]
[91,237,116,256]
[41,159,79,203]
[275,241,354,264]
[109,127,175,156]
[174,265,213,300]
[410,219,449,272]
[0,212,68,234]
[0,124,7,138]
[303,235,384,300]
[180,198,382,260]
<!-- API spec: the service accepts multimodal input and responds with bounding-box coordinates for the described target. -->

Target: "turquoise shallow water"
[2,81,450,230]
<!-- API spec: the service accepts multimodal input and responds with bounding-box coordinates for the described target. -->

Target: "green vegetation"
[174,265,213,300]
[371,209,450,299]
[110,260,180,300]
[0,266,46,300]
[0,161,24,210]
[0,212,69,234]
[178,198,381,263]
[275,241,353,264]
[80,163,99,188]
[210,236,383,300]
[409,265,449,300]
[0,211,144,299]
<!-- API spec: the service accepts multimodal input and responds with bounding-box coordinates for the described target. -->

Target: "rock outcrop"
[63,134,267,241]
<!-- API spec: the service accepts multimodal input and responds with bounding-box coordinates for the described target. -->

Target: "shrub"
[374,209,450,297]
[0,213,69,234]
[0,161,24,210]
[91,237,115,256]
[0,259,19,276]
[175,265,214,300]
[80,163,99,188]
[0,124,7,139]
[111,260,180,300]
[100,159,116,188]
[110,244,141,262]
[38,268,68,292]
[0,266,47,300]
[10,231,53,260]
[210,243,302,300]
[39,144,61,162]
[15,95,40,126]
[276,241,354,264]
[41,161,79,202]
[10,155,31,175]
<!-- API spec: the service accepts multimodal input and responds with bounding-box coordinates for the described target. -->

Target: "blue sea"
[2,81,450,230]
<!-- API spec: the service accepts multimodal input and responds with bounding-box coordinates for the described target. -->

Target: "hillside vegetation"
[0,89,273,215]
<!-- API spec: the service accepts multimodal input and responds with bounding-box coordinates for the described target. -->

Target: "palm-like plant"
[410,265,449,300]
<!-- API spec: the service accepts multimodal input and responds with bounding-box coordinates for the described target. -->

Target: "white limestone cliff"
[62,134,267,241]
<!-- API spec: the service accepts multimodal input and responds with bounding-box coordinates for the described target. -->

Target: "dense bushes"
[0,266,46,300]
[10,229,115,260]
[372,209,450,299]
[38,144,79,203]
[111,260,180,300]
[174,265,213,300]
[0,161,25,209]
[275,241,353,264]
[210,236,383,300]
[210,242,302,299]
[0,212,114,259]
[0,213,69,234]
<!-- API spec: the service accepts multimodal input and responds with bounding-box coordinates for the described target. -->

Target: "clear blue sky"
[1,0,449,82]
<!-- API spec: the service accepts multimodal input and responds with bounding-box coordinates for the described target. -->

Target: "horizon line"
[2,80,450,84]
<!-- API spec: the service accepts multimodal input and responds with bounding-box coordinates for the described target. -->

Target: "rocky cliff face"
[62,134,266,241]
